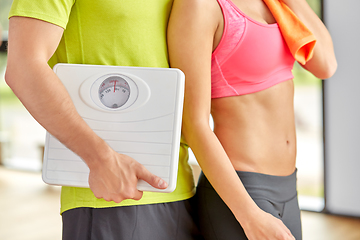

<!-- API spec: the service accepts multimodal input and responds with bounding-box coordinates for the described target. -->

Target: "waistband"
[197,169,298,203]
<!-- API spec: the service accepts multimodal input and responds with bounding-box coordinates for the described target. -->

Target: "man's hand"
[88,148,168,203]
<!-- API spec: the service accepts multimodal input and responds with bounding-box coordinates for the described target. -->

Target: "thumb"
[137,165,168,189]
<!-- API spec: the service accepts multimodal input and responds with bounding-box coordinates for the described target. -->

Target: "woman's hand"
[240,209,295,240]
[280,0,337,79]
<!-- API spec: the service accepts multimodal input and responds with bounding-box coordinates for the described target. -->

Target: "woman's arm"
[168,0,295,239]
[283,0,337,79]
[5,17,167,202]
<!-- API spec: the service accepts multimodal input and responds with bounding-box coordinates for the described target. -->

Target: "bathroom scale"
[42,63,185,192]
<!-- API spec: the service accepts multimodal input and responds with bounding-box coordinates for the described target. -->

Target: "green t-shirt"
[9,0,195,213]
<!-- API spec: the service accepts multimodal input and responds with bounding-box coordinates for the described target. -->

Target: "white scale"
[42,64,185,192]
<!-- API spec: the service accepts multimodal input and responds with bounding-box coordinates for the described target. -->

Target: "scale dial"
[98,76,130,109]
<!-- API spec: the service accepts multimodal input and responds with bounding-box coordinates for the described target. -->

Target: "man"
[5,1,201,239]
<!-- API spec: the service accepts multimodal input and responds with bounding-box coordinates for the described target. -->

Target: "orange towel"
[263,0,316,65]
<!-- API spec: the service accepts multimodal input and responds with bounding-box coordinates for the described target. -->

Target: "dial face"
[98,76,130,109]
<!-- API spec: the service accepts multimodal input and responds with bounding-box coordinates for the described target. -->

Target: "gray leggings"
[194,170,302,240]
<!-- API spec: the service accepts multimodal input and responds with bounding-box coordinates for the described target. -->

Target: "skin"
[5,17,168,203]
[167,0,337,239]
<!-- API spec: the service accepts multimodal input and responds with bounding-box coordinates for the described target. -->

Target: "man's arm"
[5,16,167,202]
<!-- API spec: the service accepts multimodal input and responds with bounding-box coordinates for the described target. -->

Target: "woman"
[167,0,337,239]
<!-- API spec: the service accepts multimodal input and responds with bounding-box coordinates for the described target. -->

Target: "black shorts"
[194,170,302,240]
[62,198,203,240]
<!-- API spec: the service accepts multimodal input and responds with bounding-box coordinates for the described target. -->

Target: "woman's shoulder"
[172,0,219,15]
[171,0,221,30]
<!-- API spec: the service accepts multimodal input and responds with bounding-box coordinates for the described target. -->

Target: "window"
[0,0,12,31]
[0,0,46,171]
[293,0,325,211]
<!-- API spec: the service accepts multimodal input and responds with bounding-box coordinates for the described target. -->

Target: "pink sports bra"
[211,0,296,98]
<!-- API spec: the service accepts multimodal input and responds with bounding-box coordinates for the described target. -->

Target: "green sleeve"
[9,0,75,29]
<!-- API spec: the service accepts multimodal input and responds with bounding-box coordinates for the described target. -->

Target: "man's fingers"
[132,190,144,201]
[136,164,168,189]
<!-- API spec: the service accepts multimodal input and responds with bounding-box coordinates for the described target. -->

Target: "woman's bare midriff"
[211,79,297,176]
